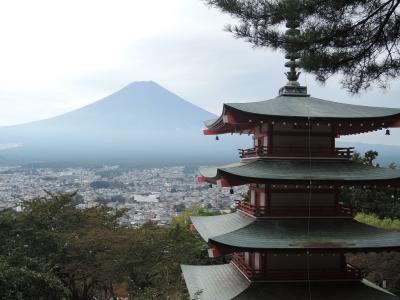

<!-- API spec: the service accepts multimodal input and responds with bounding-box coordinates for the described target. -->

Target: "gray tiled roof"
[181,263,398,300]
[193,215,400,251]
[200,159,400,183]
[191,211,254,241]
[226,96,400,119]
[181,263,250,300]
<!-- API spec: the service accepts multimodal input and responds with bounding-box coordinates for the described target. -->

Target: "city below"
[0,165,247,227]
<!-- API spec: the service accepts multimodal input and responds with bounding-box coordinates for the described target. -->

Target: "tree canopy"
[0,193,210,300]
[204,0,400,93]
[340,150,400,293]
[2,166,400,298]
[340,150,400,219]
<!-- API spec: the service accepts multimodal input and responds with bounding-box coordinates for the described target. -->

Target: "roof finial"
[285,19,301,83]
[279,1,309,97]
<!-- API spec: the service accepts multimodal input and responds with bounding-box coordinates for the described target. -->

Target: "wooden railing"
[338,201,353,216]
[232,253,362,281]
[346,263,363,279]
[232,253,263,279]
[238,146,354,159]
[236,200,267,217]
[235,200,353,217]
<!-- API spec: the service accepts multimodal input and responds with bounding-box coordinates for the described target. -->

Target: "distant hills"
[0,81,249,166]
[338,142,400,167]
[0,81,398,167]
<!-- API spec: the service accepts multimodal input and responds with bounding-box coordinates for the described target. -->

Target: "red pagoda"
[181,14,400,300]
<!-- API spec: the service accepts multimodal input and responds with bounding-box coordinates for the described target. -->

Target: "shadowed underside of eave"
[204,95,400,136]
[191,212,400,251]
[181,263,398,300]
[199,159,400,186]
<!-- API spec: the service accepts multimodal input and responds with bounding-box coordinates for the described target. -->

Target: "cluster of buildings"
[0,164,246,226]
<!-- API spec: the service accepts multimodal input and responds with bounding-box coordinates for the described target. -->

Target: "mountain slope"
[0,81,248,165]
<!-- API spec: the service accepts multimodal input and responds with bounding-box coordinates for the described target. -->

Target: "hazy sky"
[0,0,399,145]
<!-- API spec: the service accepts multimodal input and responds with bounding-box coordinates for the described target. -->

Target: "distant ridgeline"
[339,142,400,167]
[0,81,398,167]
[0,81,249,166]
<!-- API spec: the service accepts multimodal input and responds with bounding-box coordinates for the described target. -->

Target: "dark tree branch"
[204,0,400,93]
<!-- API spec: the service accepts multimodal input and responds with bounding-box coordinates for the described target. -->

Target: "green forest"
[342,151,400,294]
[0,193,216,300]
[0,152,399,299]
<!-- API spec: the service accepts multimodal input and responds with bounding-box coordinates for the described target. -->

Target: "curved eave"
[181,263,250,300]
[203,105,229,135]
[226,102,400,124]
[203,105,255,135]
[191,211,254,242]
[208,218,400,252]
[198,163,241,185]
[198,160,400,187]
[181,263,398,300]
[203,96,400,136]
[203,116,225,135]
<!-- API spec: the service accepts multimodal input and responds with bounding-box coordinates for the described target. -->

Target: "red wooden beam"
[198,176,207,183]
[393,118,400,127]
[203,129,218,135]
[208,246,222,258]
[217,176,231,187]
[222,112,237,124]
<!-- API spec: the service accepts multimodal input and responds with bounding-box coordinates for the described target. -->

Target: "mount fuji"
[0,81,249,166]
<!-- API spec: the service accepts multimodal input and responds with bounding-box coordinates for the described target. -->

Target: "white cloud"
[0,0,399,146]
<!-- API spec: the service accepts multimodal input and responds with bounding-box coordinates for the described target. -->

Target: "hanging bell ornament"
[385,129,391,135]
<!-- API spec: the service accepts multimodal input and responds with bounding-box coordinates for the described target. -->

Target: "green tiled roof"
[204,118,218,128]
[226,96,400,120]
[200,159,400,183]
[181,263,398,300]
[181,263,250,300]
[192,214,400,251]
[191,212,254,241]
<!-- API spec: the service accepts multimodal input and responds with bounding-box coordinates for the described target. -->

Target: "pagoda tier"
[204,95,400,136]
[182,13,400,299]
[230,251,361,281]
[181,263,397,300]
[199,159,400,187]
[191,212,400,253]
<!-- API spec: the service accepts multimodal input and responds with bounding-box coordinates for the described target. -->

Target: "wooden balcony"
[238,146,354,159]
[232,253,263,280]
[338,202,354,216]
[236,200,353,218]
[232,253,362,281]
[236,200,267,217]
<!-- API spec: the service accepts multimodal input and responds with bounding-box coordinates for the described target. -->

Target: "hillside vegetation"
[344,151,400,294]
[1,151,400,298]
[0,193,211,300]
[356,213,400,231]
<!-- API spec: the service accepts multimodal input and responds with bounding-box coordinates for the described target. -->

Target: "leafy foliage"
[204,0,400,92]
[0,193,209,299]
[0,255,68,300]
[171,205,220,228]
[348,251,400,294]
[341,150,400,294]
[340,150,400,218]
[125,222,210,299]
[355,213,400,230]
